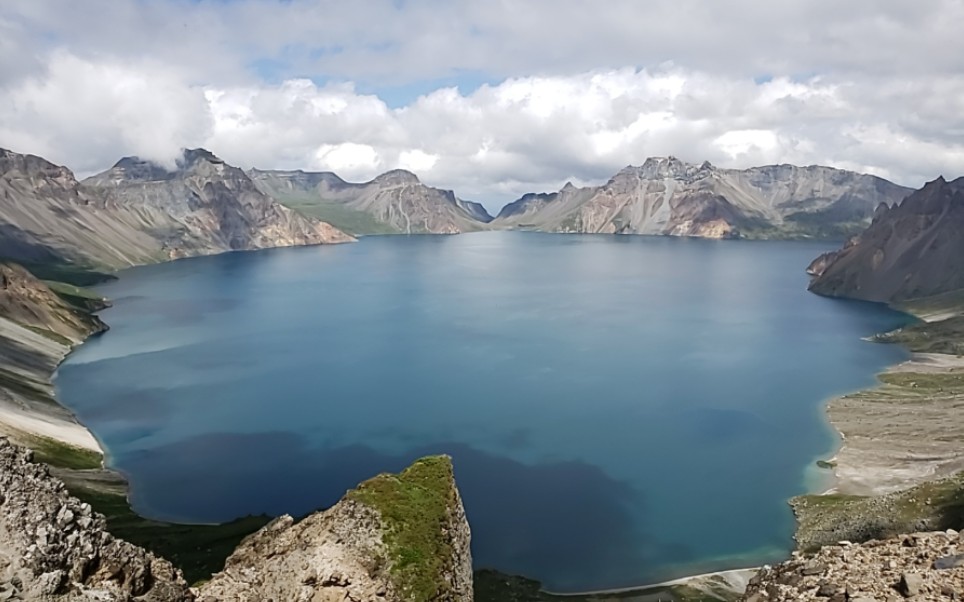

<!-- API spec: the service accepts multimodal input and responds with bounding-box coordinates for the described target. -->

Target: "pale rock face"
[808,177,964,302]
[493,158,911,239]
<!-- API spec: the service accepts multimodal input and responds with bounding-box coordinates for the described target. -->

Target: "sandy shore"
[824,349,964,497]
[820,298,964,498]
[0,315,103,454]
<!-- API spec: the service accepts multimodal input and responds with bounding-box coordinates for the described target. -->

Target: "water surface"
[57,232,910,590]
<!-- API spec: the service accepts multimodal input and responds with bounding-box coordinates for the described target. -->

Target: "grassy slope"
[793,473,964,551]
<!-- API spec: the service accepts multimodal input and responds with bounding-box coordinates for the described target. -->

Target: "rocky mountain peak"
[614,157,711,182]
[373,169,421,186]
[0,149,76,186]
[107,148,228,182]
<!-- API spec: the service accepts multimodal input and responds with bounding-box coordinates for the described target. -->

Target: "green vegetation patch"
[874,315,964,355]
[792,472,964,551]
[69,486,270,584]
[349,455,460,602]
[26,434,102,470]
[878,370,964,392]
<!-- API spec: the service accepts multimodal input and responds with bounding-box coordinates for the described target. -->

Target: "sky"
[2,0,963,211]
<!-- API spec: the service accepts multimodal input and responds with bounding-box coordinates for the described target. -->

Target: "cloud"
[1,1,963,210]
[0,52,211,172]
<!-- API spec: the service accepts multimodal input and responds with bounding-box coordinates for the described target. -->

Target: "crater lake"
[56,232,911,591]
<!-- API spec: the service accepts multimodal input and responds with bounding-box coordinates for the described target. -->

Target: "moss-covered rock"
[200,455,473,602]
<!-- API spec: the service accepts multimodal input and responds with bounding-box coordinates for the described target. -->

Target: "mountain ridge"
[0,146,353,272]
[493,158,912,239]
[808,175,964,302]
[249,167,493,235]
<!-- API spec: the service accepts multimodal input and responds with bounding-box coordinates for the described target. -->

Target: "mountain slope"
[83,149,353,259]
[808,176,964,302]
[492,157,911,239]
[0,148,164,269]
[249,168,492,235]
[0,148,352,272]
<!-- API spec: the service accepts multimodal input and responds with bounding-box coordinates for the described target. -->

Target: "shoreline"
[0,314,105,458]
[545,567,759,597]
[821,311,964,497]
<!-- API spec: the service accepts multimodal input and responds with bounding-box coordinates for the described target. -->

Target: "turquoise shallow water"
[56,232,911,591]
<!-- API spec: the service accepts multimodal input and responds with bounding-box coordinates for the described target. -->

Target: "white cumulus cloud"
[1,1,963,211]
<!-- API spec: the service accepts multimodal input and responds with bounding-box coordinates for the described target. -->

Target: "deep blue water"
[56,232,911,591]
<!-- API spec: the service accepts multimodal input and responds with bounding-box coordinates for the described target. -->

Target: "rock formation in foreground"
[0,438,193,601]
[0,147,352,272]
[249,168,492,235]
[492,158,910,239]
[808,176,964,303]
[199,455,473,602]
[741,531,964,601]
[0,436,473,602]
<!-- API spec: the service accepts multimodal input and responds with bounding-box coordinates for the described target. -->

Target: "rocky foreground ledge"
[0,437,473,602]
[0,438,192,601]
[742,531,964,601]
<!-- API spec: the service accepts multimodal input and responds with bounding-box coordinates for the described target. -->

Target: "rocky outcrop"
[0,438,192,601]
[0,263,105,344]
[493,158,910,239]
[0,147,351,271]
[0,438,473,602]
[198,455,472,602]
[809,177,964,303]
[249,168,492,235]
[741,531,964,601]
